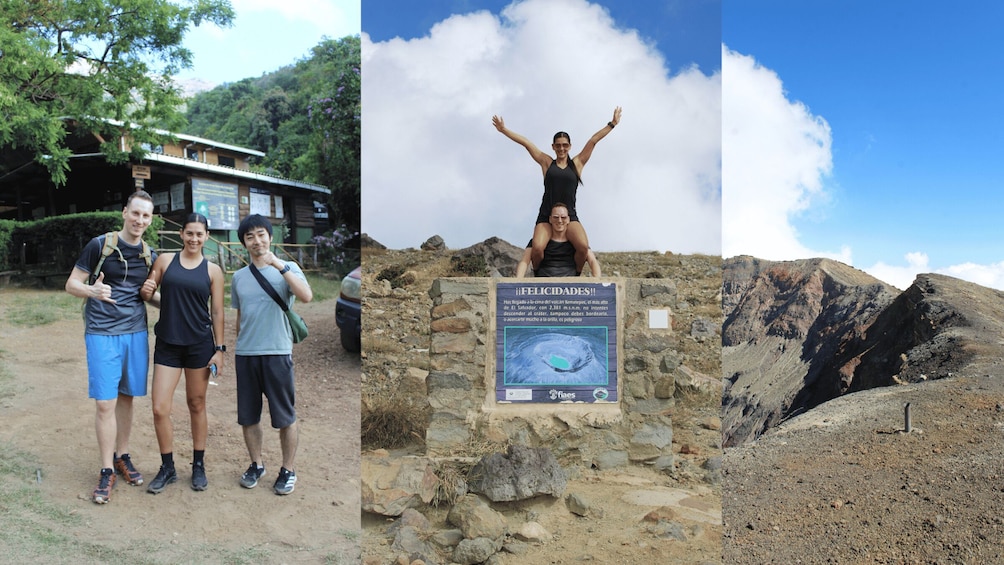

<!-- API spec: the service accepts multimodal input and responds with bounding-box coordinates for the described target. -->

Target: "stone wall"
[426,276,709,471]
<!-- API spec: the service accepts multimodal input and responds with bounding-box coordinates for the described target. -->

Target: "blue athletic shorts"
[235,354,296,429]
[85,331,150,401]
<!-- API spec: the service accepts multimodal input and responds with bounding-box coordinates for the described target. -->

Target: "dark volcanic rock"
[467,445,567,501]
[722,256,899,447]
[360,233,386,249]
[724,257,1004,448]
[422,234,446,251]
[451,237,524,278]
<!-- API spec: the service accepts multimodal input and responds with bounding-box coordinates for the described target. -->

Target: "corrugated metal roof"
[142,152,330,194]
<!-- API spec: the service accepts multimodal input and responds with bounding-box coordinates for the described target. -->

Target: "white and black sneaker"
[239,462,264,489]
[273,467,297,495]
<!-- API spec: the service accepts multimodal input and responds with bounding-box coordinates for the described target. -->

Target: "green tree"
[0,0,234,185]
[183,35,360,233]
[301,36,360,233]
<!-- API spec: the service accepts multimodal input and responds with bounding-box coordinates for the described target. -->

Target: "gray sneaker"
[147,465,177,494]
[273,467,296,495]
[240,463,264,489]
[191,461,208,491]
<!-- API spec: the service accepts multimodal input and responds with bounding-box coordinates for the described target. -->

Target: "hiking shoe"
[92,468,116,504]
[273,467,296,495]
[191,461,208,491]
[146,465,177,494]
[114,454,144,486]
[240,462,265,489]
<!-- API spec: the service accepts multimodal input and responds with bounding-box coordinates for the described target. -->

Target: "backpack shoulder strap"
[89,232,119,284]
[138,239,152,269]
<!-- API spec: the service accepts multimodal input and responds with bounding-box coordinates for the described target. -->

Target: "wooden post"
[904,402,912,433]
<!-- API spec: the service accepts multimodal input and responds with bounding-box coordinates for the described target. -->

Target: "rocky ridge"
[724,256,1004,562]
[724,256,1004,447]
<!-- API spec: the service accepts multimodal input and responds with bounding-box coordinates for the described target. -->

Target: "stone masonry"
[426,277,684,469]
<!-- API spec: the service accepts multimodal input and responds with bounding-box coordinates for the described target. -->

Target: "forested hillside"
[183,35,360,234]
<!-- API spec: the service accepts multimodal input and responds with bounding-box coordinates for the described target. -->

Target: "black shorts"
[235,354,296,429]
[153,338,214,369]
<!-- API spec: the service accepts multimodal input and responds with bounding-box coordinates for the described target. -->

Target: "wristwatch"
[278,264,291,275]
[215,345,227,352]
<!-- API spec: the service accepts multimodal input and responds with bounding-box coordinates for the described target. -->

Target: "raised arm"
[492,115,551,173]
[573,106,621,170]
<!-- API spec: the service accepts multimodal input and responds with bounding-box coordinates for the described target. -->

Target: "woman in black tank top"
[139,213,226,492]
[492,107,621,276]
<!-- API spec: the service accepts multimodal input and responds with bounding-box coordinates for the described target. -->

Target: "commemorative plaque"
[496,282,618,403]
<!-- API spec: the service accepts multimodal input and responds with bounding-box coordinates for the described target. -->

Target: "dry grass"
[360,394,429,450]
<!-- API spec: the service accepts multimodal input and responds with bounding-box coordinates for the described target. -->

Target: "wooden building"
[0,121,331,244]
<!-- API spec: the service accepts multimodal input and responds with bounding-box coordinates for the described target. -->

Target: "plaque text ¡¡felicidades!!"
[496,282,618,403]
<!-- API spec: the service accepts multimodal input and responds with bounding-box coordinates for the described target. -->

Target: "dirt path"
[0,288,360,563]
[724,372,1004,563]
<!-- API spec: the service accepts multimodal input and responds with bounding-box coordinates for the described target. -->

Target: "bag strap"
[89,232,152,284]
[90,232,121,285]
[248,263,289,312]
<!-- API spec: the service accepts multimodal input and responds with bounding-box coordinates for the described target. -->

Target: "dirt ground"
[724,370,1004,564]
[0,288,360,563]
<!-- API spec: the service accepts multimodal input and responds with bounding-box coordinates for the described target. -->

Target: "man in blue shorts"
[65,190,158,504]
[231,214,312,495]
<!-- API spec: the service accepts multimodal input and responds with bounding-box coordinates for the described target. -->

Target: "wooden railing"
[157,219,324,274]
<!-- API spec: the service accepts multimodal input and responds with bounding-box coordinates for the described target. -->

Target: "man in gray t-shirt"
[230,214,312,495]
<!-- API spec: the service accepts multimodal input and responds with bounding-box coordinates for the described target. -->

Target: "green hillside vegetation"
[183,36,360,235]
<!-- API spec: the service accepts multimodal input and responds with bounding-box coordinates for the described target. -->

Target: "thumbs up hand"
[91,272,116,304]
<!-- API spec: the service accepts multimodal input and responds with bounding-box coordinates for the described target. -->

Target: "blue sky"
[363,0,721,73]
[174,0,360,89]
[361,0,722,253]
[723,1,1004,290]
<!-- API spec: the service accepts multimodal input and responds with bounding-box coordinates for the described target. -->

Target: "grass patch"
[304,272,342,302]
[6,294,81,326]
[0,349,13,399]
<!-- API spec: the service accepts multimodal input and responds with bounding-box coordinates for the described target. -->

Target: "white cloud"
[861,252,929,291]
[937,261,1004,291]
[722,46,849,264]
[861,253,1004,292]
[361,0,721,252]
[232,0,358,33]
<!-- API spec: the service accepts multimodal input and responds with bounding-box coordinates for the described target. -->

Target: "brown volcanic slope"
[722,256,899,447]
[724,257,1004,448]
[723,266,1004,563]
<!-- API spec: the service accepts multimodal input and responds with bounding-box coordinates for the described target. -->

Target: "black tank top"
[534,240,577,277]
[536,160,580,223]
[155,254,212,345]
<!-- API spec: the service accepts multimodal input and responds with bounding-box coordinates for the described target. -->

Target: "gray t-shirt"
[231,262,307,356]
[75,234,156,335]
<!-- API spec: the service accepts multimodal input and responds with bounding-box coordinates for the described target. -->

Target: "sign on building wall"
[496,282,618,403]
[192,178,239,229]
[170,183,185,211]
[249,187,270,217]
